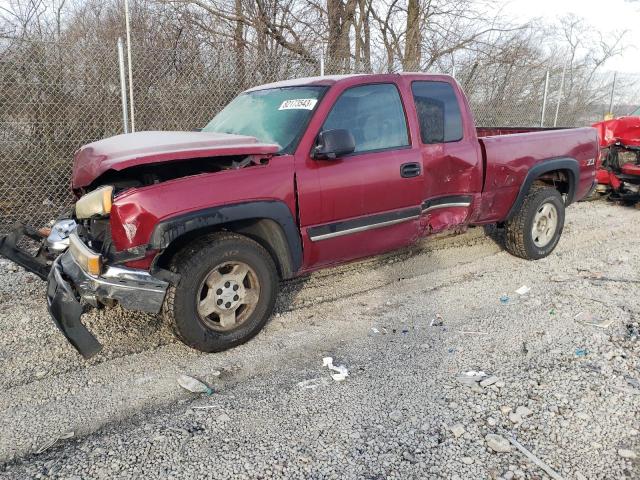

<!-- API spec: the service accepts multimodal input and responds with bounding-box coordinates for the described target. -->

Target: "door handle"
[400,162,421,178]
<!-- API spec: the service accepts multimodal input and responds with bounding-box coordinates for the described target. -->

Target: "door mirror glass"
[313,129,355,159]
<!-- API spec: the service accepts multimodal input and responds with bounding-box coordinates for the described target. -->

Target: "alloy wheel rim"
[531,202,558,248]
[196,261,260,331]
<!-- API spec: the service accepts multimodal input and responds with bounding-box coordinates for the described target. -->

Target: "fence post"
[124,0,136,132]
[117,38,129,134]
[553,62,567,127]
[320,47,325,76]
[540,70,549,127]
[607,71,617,118]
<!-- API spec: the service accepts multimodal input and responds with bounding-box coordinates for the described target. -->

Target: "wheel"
[163,232,279,352]
[504,184,565,260]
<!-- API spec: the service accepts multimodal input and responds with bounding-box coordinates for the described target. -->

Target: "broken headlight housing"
[75,186,114,219]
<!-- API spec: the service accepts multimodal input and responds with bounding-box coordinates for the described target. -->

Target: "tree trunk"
[403,0,421,71]
[327,0,357,73]
[234,0,245,89]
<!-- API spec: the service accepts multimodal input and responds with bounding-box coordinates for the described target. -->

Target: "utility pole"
[124,0,136,132]
[117,38,129,134]
[540,70,549,127]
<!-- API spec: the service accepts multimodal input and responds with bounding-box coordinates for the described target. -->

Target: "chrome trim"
[59,250,168,313]
[422,202,471,213]
[309,215,419,242]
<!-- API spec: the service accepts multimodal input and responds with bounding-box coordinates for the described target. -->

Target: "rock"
[450,423,465,438]
[389,410,403,422]
[495,380,506,388]
[217,413,231,423]
[485,434,512,453]
[403,451,417,463]
[487,417,497,427]
[480,376,499,387]
[503,471,514,480]
[461,456,473,465]
[500,406,512,415]
[509,412,522,424]
[515,406,532,417]
[618,449,637,459]
[471,384,484,394]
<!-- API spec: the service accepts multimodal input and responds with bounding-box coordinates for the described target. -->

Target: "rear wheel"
[504,184,565,260]
[163,232,278,352]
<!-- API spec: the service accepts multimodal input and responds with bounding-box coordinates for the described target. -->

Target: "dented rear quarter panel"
[476,127,599,223]
[109,155,297,251]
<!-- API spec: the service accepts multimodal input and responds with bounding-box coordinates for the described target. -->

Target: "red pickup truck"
[0,73,598,358]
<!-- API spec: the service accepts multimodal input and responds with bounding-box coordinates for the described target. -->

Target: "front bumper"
[46,248,169,359]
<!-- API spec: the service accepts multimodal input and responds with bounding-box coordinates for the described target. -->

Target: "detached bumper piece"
[46,247,169,359]
[47,256,102,359]
[0,224,50,280]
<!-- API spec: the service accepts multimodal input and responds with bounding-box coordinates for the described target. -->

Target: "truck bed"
[474,127,599,223]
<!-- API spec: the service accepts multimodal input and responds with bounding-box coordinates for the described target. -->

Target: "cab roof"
[245,72,454,92]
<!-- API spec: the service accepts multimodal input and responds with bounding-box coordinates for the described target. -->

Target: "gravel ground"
[0,200,639,479]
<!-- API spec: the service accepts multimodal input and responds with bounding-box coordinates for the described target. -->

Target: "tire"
[504,184,565,260]
[162,232,279,353]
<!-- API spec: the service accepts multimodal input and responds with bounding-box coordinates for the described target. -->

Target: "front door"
[296,82,424,268]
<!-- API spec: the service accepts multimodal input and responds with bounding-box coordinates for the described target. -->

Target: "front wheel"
[163,232,279,353]
[504,185,565,260]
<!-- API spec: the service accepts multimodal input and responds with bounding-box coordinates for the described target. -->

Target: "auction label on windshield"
[278,99,318,110]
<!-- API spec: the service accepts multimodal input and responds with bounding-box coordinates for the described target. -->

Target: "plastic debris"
[297,377,331,389]
[322,357,349,381]
[371,327,380,334]
[177,374,213,395]
[575,348,588,357]
[500,295,510,304]
[515,285,531,295]
[574,311,613,329]
[36,431,74,454]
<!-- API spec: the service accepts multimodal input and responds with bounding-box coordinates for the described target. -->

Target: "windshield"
[203,86,327,153]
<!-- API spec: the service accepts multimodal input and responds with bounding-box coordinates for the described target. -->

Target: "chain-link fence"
[1,37,639,233]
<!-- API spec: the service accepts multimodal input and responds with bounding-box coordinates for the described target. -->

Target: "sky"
[498,0,640,73]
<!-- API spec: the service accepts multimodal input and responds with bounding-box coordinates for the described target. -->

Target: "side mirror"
[313,129,355,160]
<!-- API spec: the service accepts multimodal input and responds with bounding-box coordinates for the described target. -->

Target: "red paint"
[592,117,640,148]
[592,117,640,197]
[69,73,597,274]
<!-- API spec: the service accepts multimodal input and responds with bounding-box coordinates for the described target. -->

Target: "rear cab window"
[322,83,409,154]
[411,81,463,144]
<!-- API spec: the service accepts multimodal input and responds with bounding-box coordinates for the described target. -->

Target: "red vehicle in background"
[0,73,599,358]
[592,110,640,204]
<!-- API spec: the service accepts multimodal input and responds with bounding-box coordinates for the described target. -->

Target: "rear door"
[295,82,424,268]
[410,80,482,234]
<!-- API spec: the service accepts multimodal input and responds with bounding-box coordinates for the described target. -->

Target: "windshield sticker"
[278,99,318,110]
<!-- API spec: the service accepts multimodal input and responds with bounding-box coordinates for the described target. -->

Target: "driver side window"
[322,83,409,154]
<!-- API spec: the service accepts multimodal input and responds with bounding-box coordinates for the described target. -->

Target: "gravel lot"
[0,200,639,479]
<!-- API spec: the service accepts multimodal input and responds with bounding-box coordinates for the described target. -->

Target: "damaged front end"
[46,233,168,359]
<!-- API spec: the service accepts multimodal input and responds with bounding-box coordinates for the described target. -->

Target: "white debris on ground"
[0,200,638,479]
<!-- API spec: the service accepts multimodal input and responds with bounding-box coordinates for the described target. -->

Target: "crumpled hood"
[72,131,279,188]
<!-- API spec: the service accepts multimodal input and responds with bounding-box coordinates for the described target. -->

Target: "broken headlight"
[75,186,114,219]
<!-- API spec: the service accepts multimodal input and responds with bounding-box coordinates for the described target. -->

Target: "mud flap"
[0,224,50,280]
[47,257,102,359]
